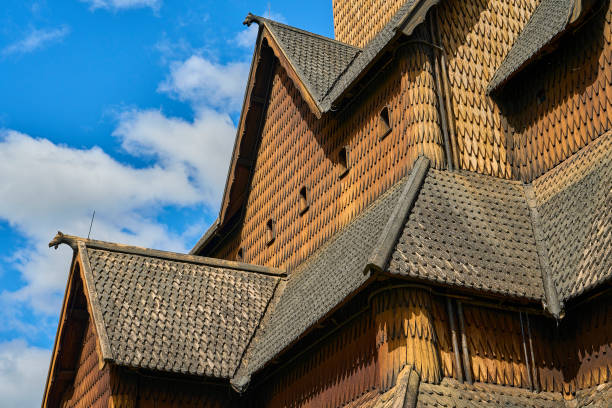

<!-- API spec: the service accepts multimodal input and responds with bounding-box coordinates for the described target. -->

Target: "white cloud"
[80,0,161,11]
[158,55,249,112]
[2,26,70,56]
[0,129,204,316]
[0,340,50,408]
[114,108,234,203]
[235,24,259,49]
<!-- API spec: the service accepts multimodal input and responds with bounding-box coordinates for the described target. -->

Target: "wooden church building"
[43,0,611,406]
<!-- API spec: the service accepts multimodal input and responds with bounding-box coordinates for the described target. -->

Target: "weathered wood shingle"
[532,131,612,304]
[81,243,281,379]
[389,169,545,300]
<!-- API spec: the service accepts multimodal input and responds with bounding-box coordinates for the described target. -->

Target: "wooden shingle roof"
[532,131,612,305]
[232,134,611,383]
[389,169,545,301]
[246,15,360,104]
[50,234,283,379]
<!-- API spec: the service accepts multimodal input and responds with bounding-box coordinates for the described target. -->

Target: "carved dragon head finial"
[243,13,258,26]
[48,231,78,251]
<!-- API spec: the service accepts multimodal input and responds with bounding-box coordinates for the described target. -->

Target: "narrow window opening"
[299,186,309,215]
[379,106,392,139]
[236,248,244,262]
[266,218,276,245]
[338,146,349,178]
[536,89,546,104]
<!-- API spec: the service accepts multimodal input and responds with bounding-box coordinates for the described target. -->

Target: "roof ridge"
[367,155,430,270]
[244,13,361,50]
[283,164,417,278]
[523,185,563,319]
[48,232,286,277]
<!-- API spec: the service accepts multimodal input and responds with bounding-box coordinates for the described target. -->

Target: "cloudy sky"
[0,1,332,406]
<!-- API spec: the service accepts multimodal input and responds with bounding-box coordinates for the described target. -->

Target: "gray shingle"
[533,132,612,304]
[389,169,545,300]
[320,0,419,110]
[81,243,280,379]
[417,378,565,407]
[247,0,435,112]
[262,18,360,103]
[234,164,426,383]
[488,0,575,92]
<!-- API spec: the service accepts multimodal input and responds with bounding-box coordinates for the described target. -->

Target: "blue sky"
[0,1,332,405]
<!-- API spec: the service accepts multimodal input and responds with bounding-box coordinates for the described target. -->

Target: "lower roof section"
[389,168,545,301]
[533,131,612,305]
[49,233,283,380]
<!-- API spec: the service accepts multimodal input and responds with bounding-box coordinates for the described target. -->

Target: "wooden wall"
[109,368,237,408]
[332,0,405,48]
[435,0,540,179]
[60,318,111,408]
[502,0,612,181]
[213,36,444,269]
[446,296,611,397]
[256,289,611,407]
[258,288,442,408]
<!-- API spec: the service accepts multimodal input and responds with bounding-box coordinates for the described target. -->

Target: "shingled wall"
[213,31,445,269]
[59,319,111,408]
[332,0,406,48]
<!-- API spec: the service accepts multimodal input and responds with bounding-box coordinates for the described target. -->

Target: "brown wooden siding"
[436,0,540,179]
[258,288,441,408]
[332,0,406,48]
[110,368,237,408]
[60,318,111,408]
[459,296,611,397]
[213,41,444,269]
[259,310,378,408]
[257,290,611,406]
[502,0,612,181]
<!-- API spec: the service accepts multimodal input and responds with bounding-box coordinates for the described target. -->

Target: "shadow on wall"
[494,0,610,182]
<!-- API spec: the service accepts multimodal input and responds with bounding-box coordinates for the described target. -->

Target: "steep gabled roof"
[232,157,431,390]
[191,1,443,251]
[488,0,596,92]
[48,233,283,379]
[244,0,441,113]
[389,169,545,301]
[244,14,360,109]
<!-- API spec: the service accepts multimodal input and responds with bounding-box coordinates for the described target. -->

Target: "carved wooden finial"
[48,231,78,251]
[243,13,258,26]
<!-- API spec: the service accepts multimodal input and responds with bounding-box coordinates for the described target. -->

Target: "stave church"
[43,0,611,406]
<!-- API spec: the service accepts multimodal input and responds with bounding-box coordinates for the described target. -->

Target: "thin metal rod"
[446,297,464,382]
[525,313,539,392]
[519,312,534,390]
[456,301,473,384]
[87,210,95,239]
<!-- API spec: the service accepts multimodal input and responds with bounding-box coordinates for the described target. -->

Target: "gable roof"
[488,0,594,92]
[244,0,441,114]
[244,14,360,108]
[389,169,545,301]
[191,1,442,251]
[49,233,283,379]
[232,156,431,390]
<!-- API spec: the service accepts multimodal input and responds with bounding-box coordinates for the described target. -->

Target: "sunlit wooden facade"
[44,0,611,406]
